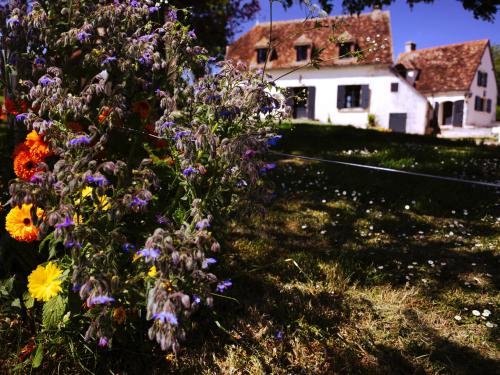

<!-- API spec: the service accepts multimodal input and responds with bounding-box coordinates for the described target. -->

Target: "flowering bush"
[0,0,286,368]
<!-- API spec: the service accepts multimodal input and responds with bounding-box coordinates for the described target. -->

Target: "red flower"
[132,101,150,120]
[5,96,27,116]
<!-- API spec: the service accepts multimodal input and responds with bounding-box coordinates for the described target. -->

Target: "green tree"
[492,45,500,120]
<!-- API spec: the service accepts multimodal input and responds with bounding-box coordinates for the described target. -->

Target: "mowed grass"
[1,125,499,374]
[167,125,499,374]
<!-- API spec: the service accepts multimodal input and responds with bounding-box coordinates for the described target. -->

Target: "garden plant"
[0,0,286,370]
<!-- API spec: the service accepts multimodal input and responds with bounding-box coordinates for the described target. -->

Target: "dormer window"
[477,71,488,87]
[338,42,361,59]
[295,45,309,62]
[256,48,277,64]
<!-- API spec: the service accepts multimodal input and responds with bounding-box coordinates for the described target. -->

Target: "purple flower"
[206,258,217,264]
[98,337,109,348]
[77,31,91,41]
[129,196,149,208]
[174,130,190,141]
[137,248,160,262]
[159,121,175,130]
[188,30,196,39]
[123,243,136,252]
[139,34,155,42]
[39,76,55,86]
[156,215,168,225]
[244,149,256,159]
[30,173,44,185]
[195,219,210,230]
[65,241,81,249]
[275,330,284,340]
[6,17,19,26]
[72,284,81,292]
[101,56,117,65]
[267,135,282,146]
[42,47,47,55]
[35,57,46,65]
[86,174,108,186]
[130,0,139,7]
[152,311,178,325]
[216,280,232,293]
[148,6,159,13]
[15,113,28,122]
[56,216,75,229]
[183,166,198,177]
[167,10,177,20]
[193,295,201,304]
[88,295,115,307]
[68,135,91,146]
[260,163,277,173]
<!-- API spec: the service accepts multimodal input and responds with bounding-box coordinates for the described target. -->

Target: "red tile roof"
[396,40,489,94]
[226,10,394,70]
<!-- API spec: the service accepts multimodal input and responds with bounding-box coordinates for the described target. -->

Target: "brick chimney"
[405,41,416,52]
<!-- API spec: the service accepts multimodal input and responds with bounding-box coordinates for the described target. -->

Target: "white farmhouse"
[397,40,498,128]
[226,9,498,135]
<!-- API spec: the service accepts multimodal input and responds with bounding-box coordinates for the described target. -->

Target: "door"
[452,100,464,127]
[307,87,316,120]
[442,101,453,125]
[292,87,308,119]
[389,113,407,133]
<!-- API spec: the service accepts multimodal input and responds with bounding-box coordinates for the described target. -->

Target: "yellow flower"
[5,204,43,242]
[148,266,157,277]
[27,262,63,302]
[165,353,175,362]
[77,187,110,211]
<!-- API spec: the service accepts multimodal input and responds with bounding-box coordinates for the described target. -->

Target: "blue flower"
[86,175,108,187]
[183,166,198,177]
[174,130,190,141]
[55,216,75,229]
[216,280,232,293]
[15,113,28,122]
[156,215,168,225]
[188,30,196,39]
[195,219,210,230]
[267,135,282,146]
[88,295,115,306]
[148,6,159,13]
[123,243,136,252]
[65,241,82,249]
[260,163,277,174]
[129,196,149,208]
[39,76,55,86]
[137,248,160,262]
[153,311,178,325]
[42,47,47,55]
[193,295,201,304]
[35,57,46,65]
[72,284,81,292]
[101,56,117,65]
[130,0,139,7]
[159,121,175,130]
[275,330,284,340]
[167,10,177,20]
[68,135,91,146]
[77,31,91,41]
[6,17,19,26]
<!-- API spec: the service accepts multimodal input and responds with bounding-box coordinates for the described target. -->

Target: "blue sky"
[236,0,500,58]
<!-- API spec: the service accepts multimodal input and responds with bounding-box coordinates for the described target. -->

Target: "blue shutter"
[337,86,346,109]
[484,73,488,87]
[474,96,481,111]
[307,87,316,120]
[486,99,492,113]
[360,85,370,109]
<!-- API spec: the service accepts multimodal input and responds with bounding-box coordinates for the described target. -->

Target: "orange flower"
[98,107,111,123]
[113,307,126,325]
[5,204,43,242]
[13,149,42,181]
[25,130,50,160]
[132,101,150,120]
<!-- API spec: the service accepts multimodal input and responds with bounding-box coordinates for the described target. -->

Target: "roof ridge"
[253,10,390,28]
[398,39,489,58]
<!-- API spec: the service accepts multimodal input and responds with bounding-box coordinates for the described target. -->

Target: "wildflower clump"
[0,0,286,367]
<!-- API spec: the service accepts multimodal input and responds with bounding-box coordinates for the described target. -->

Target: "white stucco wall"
[465,48,498,126]
[268,65,430,134]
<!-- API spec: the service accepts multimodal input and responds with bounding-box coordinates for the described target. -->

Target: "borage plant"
[1,0,286,367]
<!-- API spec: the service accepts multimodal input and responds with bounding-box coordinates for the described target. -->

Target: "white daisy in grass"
[485,322,494,328]
[404,205,410,210]
[482,309,491,317]
[454,315,462,321]
[472,310,481,316]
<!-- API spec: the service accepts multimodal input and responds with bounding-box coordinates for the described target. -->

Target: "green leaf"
[23,291,34,309]
[32,343,44,368]
[11,298,21,309]
[42,295,67,329]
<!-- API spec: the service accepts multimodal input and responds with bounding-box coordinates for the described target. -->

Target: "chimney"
[405,41,416,52]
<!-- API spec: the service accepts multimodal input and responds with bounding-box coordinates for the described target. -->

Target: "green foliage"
[42,295,68,329]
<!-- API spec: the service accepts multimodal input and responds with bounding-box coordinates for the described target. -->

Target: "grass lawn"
[1,125,499,374]
[166,125,499,374]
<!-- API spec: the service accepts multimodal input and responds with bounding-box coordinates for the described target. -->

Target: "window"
[345,85,361,107]
[337,85,370,109]
[486,99,492,113]
[391,83,399,92]
[339,42,352,59]
[295,45,309,62]
[474,96,485,111]
[477,71,488,87]
[256,48,277,64]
